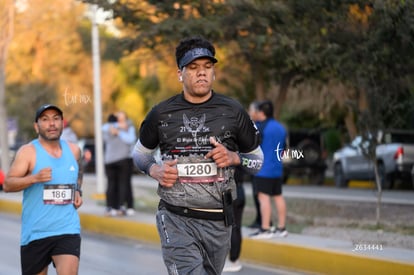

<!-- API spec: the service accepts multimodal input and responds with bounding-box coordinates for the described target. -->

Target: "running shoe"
[273,227,289,238]
[249,228,274,239]
[223,259,242,272]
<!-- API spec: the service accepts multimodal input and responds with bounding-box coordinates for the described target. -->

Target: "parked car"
[411,165,414,190]
[333,130,414,189]
[282,129,327,185]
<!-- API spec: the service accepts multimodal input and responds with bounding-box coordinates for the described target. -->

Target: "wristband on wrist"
[147,163,157,177]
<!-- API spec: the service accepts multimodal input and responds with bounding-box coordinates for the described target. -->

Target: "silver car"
[333,131,414,189]
[412,165,414,189]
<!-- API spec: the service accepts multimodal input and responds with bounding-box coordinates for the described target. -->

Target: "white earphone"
[179,76,183,82]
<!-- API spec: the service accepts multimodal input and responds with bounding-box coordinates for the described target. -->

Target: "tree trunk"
[0,0,14,173]
[373,162,382,227]
[252,65,266,100]
[344,107,358,140]
[274,72,294,120]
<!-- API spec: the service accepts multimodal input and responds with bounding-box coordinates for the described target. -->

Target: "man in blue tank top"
[4,104,83,275]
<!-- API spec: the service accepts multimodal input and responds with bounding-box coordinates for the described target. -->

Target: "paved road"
[0,212,305,275]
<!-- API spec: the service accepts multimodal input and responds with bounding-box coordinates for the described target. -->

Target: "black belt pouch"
[222,189,235,227]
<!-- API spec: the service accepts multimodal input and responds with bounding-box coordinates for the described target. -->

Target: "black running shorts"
[21,234,81,275]
[254,176,283,196]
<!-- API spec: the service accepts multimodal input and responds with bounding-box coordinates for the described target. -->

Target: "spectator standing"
[61,119,78,144]
[132,36,263,274]
[249,100,288,239]
[102,111,136,216]
[3,104,83,275]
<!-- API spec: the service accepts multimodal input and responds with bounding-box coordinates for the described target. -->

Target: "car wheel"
[377,162,393,190]
[334,163,348,188]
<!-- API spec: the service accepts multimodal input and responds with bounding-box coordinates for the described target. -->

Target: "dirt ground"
[271,198,414,250]
[132,185,414,250]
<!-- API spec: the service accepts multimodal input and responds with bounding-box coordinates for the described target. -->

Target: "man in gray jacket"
[103,111,136,216]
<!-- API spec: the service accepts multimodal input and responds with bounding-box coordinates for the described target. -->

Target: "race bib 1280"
[177,161,224,183]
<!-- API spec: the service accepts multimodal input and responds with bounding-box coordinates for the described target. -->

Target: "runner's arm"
[238,146,263,175]
[132,139,157,175]
[4,144,43,192]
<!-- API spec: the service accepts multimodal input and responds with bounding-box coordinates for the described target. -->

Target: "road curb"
[80,213,160,244]
[241,238,414,275]
[1,199,413,275]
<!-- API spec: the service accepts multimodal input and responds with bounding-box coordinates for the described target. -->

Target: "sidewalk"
[0,174,413,275]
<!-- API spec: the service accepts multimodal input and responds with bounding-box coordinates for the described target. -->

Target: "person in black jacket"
[132,36,263,275]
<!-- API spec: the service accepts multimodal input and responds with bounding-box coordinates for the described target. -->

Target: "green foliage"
[323,128,342,156]
[281,110,323,129]
[6,82,57,140]
[138,75,161,109]
[78,20,125,61]
[8,0,414,140]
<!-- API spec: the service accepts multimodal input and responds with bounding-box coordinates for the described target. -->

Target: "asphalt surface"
[1,174,414,275]
[0,212,304,275]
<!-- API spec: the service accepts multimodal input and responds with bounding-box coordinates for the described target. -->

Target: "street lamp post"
[91,4,105,194]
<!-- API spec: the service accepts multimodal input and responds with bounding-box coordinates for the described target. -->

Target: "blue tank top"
[21,139,81,245]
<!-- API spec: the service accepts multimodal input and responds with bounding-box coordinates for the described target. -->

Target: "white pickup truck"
[333,130,414,189]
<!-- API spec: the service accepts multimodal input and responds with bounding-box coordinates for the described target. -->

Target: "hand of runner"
[73,192,83,209]
[35,167,52,183]
[205,137,240,168]
[150,159,178,188]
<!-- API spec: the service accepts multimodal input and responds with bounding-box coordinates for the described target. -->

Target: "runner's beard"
[39,129,62,141]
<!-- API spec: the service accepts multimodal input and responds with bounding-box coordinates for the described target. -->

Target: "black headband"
[178,48,218,70]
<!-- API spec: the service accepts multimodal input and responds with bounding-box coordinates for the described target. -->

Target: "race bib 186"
[43,184,75,205]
